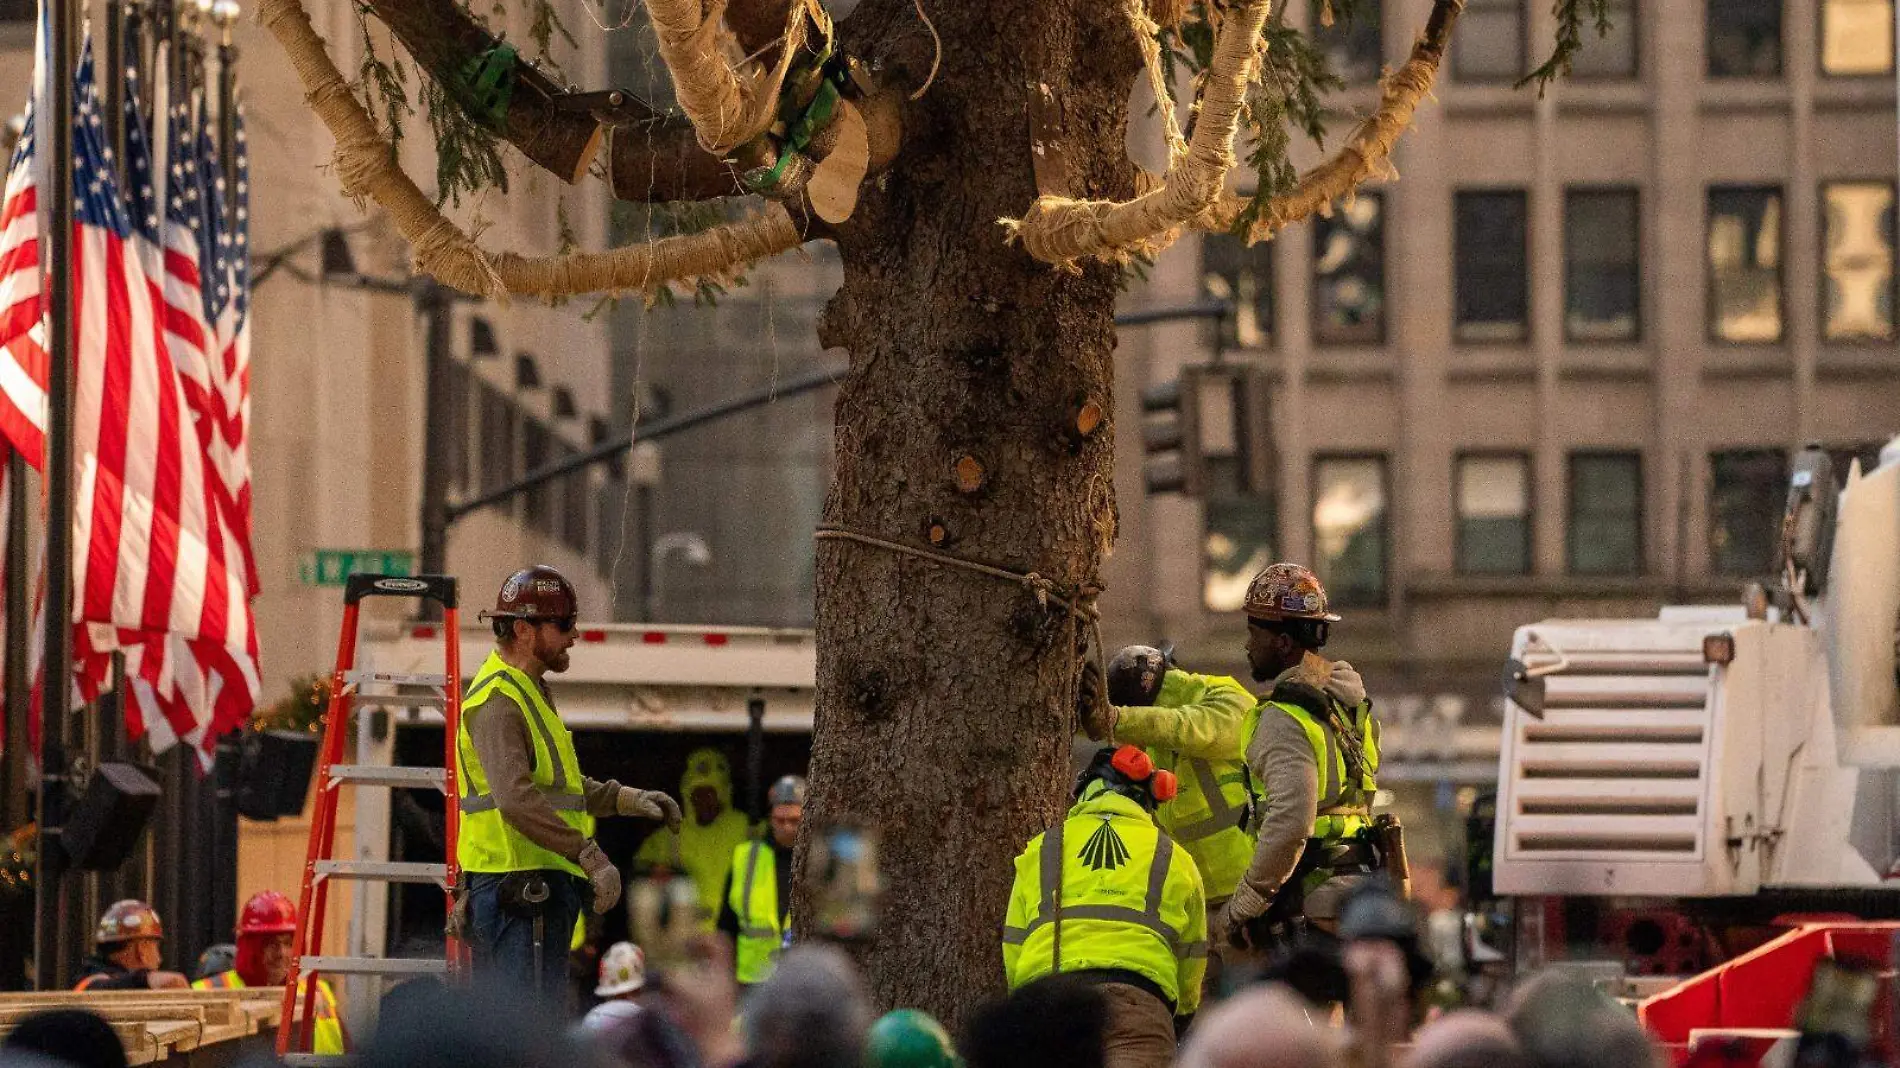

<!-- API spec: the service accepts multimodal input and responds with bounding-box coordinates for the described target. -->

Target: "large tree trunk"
[802,0,1141,1024]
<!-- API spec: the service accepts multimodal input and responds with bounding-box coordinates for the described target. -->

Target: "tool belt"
[1242,833,1385,950]
[497,871,553,918]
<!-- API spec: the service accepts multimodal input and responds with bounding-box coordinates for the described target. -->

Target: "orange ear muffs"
[1111,746,1155,781]
[1151,770,1178,803]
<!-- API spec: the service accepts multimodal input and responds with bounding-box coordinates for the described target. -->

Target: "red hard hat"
[238,891,298,936]
[484,565,578,622]
[96,900,163,945]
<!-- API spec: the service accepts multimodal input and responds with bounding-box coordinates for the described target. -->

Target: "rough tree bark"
[801,0,1141,1024]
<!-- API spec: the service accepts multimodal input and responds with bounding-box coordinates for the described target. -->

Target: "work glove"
[1076,661,1118,742]
[578,839,623,915]
[617,787,684,831]
[1217,881,1270,950]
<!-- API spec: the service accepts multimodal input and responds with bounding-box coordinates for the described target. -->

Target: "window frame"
[1453,450,1534,577]
[1311,190,1388,346]
[1200,228,1276,351]
[1454,188,1532,343]
[1708,448,1790,577]
[1568,0,1641,80]
[1818,0,1895,76]
[1312,0,1385,85]
[1310,452,1392,608]
[1451,0,1528,84]
[1565,450,1646,576]
[1705,0,1785,78]
[1819,178,1898,345]
[1563,186,1644,343]
[1705,184,1787,346]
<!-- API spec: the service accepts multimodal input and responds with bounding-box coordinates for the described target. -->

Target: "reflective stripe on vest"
[455,651,589,876]
[1000,818,1208,961]
[730,841,784,984]
[190,972,345,1054]
[1269,697,1381,841]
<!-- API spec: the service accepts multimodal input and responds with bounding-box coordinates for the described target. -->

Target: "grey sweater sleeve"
[466,694,590,863]
[1241,710,1320,900]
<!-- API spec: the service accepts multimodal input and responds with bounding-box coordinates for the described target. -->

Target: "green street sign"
[300,549,416,587]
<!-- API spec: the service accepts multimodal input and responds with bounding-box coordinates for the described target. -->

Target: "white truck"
[1490,437,1900,975]
[331,622,815,1014]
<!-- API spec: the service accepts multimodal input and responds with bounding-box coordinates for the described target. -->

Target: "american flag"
[0,34,259,761]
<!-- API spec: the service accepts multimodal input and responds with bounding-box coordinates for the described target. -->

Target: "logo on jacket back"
[1078,820,1130,871]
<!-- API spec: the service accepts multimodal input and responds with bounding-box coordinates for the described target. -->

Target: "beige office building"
[1105,0,1900,808]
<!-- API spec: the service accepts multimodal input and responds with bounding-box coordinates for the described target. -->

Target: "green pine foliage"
[1523,0,1617,89]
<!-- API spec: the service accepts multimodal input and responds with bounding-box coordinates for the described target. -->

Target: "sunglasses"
[533,616,577,634]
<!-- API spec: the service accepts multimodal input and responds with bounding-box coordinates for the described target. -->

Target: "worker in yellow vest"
[1003,746,1205,1068]
[1216,563,1386,972]
[718,775,804,988]
[1082,644,1258,997]
[458,565,683,996]
[194,891,346,1055]
[632,747,754,929]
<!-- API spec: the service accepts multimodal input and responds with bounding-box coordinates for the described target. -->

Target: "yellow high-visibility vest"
[1138,670,1261,901]
[728,840,785,984]
[1263,689,1381,841]
[194,970,345,1054]
[455,650,593,877]
[1002,788,1208,1015]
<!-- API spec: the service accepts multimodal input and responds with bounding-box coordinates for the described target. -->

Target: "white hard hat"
[594,941,647,997]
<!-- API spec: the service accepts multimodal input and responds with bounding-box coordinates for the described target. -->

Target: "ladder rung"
[302,955,448,977]
[327,765,447,790]
[343,669,448,689]
[283,1056,358,1067]
[351,692,448,710]
[312,860,448,884]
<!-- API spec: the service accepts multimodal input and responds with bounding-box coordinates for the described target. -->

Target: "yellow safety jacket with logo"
[1114,670,1260,903]
[633,751,754,929]
[1001,786,1208,1015]
[193,971,345,1054]
[455,650,596,877]
[728,840,786,984]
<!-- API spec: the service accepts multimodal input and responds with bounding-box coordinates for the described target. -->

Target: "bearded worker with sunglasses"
[458,565,683,995]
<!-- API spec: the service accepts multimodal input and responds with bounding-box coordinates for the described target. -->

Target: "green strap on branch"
[454,41,519,129]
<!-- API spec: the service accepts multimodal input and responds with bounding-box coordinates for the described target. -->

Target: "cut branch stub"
[1075,401,1105,437]
[954,456,987,493]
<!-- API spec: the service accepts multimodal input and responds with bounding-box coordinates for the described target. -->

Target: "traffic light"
[1140,378,1197,495]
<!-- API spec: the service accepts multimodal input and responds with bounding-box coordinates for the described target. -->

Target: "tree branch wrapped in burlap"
[257,0,803,300]
[647,0,826,155]
[1000,0,1274,268]
[1195,0,1463,241]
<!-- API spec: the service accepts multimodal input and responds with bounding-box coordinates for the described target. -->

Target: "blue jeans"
[465,870,585,1001]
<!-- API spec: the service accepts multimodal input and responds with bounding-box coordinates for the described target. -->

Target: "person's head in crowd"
[1404,1010,1529,1068]
[1505,970,1661,1068]
[361,976,578,1068]
[193,942,236,982]
[742,944,872,1068]
[961,974,1106,1068]
[2,1009,128,1068]
[1176,983,1339,1068]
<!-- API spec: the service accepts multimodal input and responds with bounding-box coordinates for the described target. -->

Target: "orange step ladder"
[277,573,466,1064]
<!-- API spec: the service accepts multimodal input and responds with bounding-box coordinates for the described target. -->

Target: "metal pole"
[104,0,125,176]
[214,2,235,231]
[634,484,653,621]
[745,697,766,823]
[2,450,25,831]
[417,281,453,622]
[37,0,81,993]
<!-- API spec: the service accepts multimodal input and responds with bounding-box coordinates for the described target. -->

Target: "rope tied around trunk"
[813,525,1110,735]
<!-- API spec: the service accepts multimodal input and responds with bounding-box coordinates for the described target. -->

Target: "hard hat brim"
[240,923,298,935]
[1245,608,1343,624]
[594,977,646,997]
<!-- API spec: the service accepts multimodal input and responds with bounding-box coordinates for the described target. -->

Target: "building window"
[1201,233,1273,349]
[558,448,590,554]
[1707,0,1782,77]
[1572,0,1639,77]
[1314,0,1382,84]
[1822,0,1894,73]
[1455,191,1529,341]
[1313,456,1388,607]
[1707,186,1784,343]
[523,417,552,532]
[445,360,471,492]
[1710,449,1788,576]
[1822,182,1896,341]
[1567,452,1643,575]
[1313,193,1385,344]
[1456,454,1532,575]
[1453,0,1524,81]
[1205,484,1277,612]
[1565,189,1641,341]
[478,385,517,514]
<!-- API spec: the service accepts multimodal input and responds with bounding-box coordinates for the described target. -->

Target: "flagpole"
[34,0,81,992]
